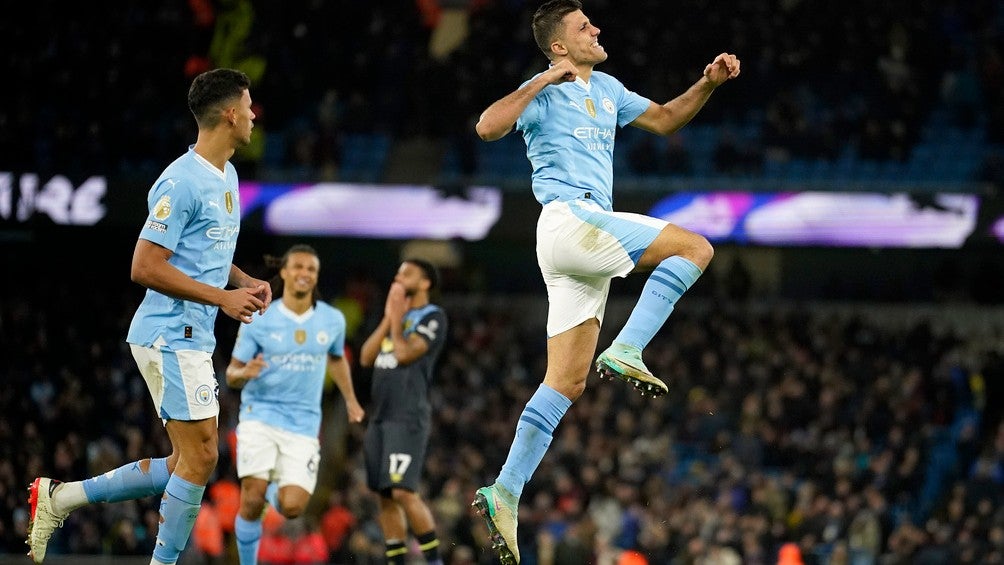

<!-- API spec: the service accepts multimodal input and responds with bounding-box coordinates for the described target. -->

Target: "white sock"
[52,481,89,515]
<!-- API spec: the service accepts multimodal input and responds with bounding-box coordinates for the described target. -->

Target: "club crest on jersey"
[224,191,234,214]
[602,97,615,114]
[584,98,597,118]
[294,329,307,344]
[153,195,172,220]
[316,331,330,345]
[195,384,215,406]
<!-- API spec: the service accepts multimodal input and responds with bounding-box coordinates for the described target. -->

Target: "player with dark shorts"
[360,259,447,565]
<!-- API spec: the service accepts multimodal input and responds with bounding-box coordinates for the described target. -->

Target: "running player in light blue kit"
[226,244,365,565]
[470,2,740,563]
[27,68,272,565]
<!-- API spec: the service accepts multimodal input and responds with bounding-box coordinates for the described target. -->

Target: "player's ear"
[550,41,567,57]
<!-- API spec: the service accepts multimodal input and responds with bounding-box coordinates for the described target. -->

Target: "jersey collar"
[277,301,316,324]
[190,146,227,180]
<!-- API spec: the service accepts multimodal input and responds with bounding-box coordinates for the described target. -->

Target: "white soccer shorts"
[130,343,219,422]
[536,198,667,337]
[235,420,321,493]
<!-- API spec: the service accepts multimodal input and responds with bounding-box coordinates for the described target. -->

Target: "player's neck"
[281,293,313,315]
[410,293,429,309]
[193,131,236,172]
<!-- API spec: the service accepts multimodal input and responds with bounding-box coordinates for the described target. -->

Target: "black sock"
[416,531,442,564]
[385,539,407,565]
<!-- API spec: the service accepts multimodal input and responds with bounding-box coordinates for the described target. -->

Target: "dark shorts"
[363,419,430,493]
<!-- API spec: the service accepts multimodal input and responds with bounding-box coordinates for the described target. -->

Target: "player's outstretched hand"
[221,287,266,323]
[545,59,579,85]
[704,53,741,86]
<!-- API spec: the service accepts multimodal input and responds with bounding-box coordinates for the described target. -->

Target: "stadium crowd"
[1,0,1001,181]
[2,0,1004,563]
[1,257,1002,564]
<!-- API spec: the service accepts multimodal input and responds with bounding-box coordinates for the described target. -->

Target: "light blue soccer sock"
[81,458,170,503]
[264,482,279,512]
[614,256,703,349]
[152,475,205,564]
[495,384,571,500]
[234,515,263,565]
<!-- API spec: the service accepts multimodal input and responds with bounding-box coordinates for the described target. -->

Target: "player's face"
[230,89,256,146]
[281,252,319,298]
[557,10,606,66]
[394,262,429,297]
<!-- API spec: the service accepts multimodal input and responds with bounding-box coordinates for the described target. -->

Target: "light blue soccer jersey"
[517,71,650,211]
[127,147,241,353]
[231,301,347,437]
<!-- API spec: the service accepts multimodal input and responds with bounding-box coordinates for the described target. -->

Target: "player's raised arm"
[475,60,579,142]
[630,52,741,136]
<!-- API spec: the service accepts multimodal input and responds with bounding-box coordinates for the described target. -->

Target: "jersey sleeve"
[327,308,347,357]
[138,177,197,252]
[516,74,546,132]
[231,318,262,362]
[413,308,446,349]
[613,77,651,127]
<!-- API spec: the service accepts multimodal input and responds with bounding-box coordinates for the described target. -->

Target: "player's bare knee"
[544,370,587,402]
[188,441,219,471]
[280,502,306,519]
[683,234,714,270]
[240,498,266,520]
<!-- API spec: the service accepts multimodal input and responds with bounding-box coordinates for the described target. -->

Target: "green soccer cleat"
[472,485,520,564]
[595,343,669,397]
[26,478,69,563]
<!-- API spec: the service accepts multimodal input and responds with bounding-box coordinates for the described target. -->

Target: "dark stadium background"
[1,1,1002,564]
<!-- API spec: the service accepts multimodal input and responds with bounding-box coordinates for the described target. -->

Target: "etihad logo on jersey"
[573,127,615,140]
[269,352,325,372]
[205,224,239,240]
[573,127,615,151]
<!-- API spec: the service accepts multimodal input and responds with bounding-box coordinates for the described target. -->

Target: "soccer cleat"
[472,485,520,564]
[595,343,668,397]
[26,478,69,563]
